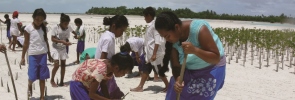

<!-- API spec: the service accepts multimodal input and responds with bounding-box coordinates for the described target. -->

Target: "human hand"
[150,54,156,61]
[0,44,6,53]
[181,42,197,54]
[136,57,141,64]
[174,77,184,93]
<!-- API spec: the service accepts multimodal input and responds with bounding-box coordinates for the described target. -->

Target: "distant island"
[86,6,295,24]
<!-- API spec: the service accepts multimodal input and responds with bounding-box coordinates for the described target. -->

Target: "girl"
[73,18,86,64]
[95,15,129,99]
[155,11,226,100]
[9,11,22,51]
[50,13,75,87]
[120,37,145,76]
[20,8,53,100]
[70,52,134,100]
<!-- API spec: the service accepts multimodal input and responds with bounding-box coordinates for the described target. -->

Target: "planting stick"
[176,54,188,100]
[3,50,18,100]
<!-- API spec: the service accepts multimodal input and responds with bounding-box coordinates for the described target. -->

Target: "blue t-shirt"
[173,20,224,70]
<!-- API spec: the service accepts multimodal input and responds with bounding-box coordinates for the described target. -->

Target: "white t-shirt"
[144,20,166,64]
[95,31,115,59]
[25,23,48,55]
[126,37,144,56]
[10,18,21,36]
[10,18,20,30]
[51,24,73,50]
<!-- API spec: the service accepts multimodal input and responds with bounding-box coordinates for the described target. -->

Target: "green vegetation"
[86,6,295,23]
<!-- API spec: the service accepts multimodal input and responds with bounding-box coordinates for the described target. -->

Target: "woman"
[155,11,226,100]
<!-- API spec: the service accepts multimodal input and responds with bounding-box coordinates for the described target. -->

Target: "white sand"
[0,13,295,100]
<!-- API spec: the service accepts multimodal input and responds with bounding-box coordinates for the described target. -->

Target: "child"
[20,8,53,100]
[9,11,22,51]
[120,37,145,77]
[50,13,76,87]
[73,18,86,64]
[95,15,129,99]
[70,52,134,100]
[155,11,226,100]
[79,47,96,64]
[0,14,11,44]
[130,7,169,92]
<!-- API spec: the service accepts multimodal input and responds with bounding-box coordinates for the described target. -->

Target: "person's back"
[126,37,144,55]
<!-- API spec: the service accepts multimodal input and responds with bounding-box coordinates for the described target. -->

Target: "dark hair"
[4,14,9,19]
[120,42,131,52]
[155,11,182,31]
[32,8,48,41]
[60,13,70,23]
[143,7,156,18]
[111,53,134,71]
[74,18,82,25]
[103,15,129,29]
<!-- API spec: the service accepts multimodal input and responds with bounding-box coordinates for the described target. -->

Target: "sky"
[0,0,294,17]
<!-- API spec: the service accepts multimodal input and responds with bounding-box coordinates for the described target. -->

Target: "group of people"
[0,6,226,100]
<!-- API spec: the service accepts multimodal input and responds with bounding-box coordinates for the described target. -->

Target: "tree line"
[86,6,295,24]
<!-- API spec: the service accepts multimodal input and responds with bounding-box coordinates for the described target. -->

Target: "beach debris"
[15,72,18,80]
[45,86,47,96]
[7,82,10,93]
[57,78,59,85]
[15,59,16,65]
[19,62,22,69]
[1,77,3,87]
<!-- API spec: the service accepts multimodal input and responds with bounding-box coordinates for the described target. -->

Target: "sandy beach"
[0,14,295,100]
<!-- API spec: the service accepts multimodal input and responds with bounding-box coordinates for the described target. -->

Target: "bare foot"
[130,87,143,92]
[51,81,58,87]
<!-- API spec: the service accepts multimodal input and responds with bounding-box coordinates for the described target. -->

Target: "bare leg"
[12,35,17,51]
[74,52,80,64]
[39,80,45,100]
[59,60,66,86]
[28,80,33,97]
[50,60,59,87]
[130,72,148,92]
[154,72,160,82]
[160,76,169,92]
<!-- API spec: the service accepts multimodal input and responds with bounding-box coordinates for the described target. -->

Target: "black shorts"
[142,63,158,74]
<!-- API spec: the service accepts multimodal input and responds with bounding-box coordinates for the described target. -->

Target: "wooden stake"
[15,72,18,80]
[7,82,10,93]
[176,54,188,100]
[1,77,3,87]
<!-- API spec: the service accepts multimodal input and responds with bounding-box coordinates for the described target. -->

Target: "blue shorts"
[28,53,50,82]
[7,30,11,39]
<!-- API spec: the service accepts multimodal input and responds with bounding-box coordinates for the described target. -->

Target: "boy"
[130,7,169,92]
[0,14,11,44]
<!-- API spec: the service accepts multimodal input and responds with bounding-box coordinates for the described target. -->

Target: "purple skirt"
[70,81,104,100]
[76,41,85,53]
[97,76,124,99]
[166,56,226,100]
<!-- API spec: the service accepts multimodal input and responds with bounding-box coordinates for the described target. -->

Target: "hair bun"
[103,17,112,25]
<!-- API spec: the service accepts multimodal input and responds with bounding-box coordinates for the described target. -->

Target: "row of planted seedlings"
[214,27,295,73]
[82,25,148,46]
